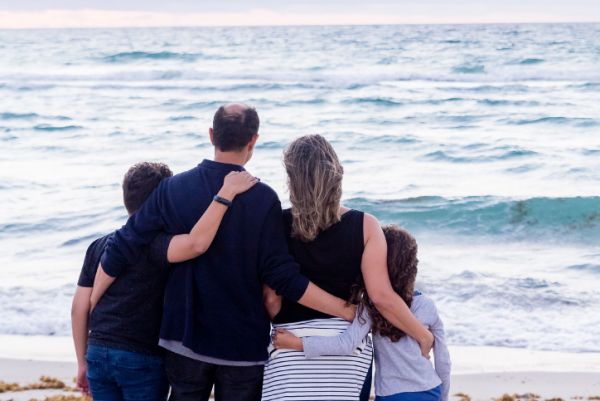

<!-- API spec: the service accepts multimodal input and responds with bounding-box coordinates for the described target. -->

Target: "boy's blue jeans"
[375,385,442,401]
[86,345,169,401]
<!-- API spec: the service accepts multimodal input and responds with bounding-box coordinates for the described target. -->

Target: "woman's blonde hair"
[284,134,344,242]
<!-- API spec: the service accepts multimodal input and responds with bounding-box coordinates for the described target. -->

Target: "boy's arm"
[167,171,258,263]
[258,200,354,321]
[429,302,451,401]
[273,309,371,358]
[71,286,91,395]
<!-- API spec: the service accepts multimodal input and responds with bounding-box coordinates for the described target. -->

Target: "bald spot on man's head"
[211,103,260,152]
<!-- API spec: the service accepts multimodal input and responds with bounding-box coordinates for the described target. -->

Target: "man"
[96,104,355,401]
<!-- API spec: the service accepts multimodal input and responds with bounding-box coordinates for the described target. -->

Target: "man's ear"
[209,128,215,145]
[247,133,259,152]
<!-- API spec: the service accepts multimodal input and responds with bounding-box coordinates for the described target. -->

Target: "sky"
[0,0,599,28]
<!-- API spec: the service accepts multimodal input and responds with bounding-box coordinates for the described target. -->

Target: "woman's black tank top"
[274,208,365,324]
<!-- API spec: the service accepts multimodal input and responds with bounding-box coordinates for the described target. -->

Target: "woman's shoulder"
[342,208,364,218]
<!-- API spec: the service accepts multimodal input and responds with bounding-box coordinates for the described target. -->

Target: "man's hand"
[76,362,90,395]
[90,264,115,311]
[263,285,282,321]
[272,329,303,351]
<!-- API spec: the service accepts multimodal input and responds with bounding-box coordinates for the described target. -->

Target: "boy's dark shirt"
[100,159,310,363]
[78,232,172,355]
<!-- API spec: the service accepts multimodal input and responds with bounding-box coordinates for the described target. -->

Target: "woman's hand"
[220,171,259,199]
[420,330,434,359]
[272,329,303,351]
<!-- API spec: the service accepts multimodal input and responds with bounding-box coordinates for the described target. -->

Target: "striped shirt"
[262,318,373,401]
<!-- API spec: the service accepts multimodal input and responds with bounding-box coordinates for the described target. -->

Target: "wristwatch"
[213,195,233,207]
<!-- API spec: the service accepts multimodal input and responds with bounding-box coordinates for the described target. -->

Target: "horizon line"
[2,21,600,31]
[1,9,599,29]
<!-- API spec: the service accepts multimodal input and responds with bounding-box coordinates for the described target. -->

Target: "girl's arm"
[361,213,434,357]
[167,171,258,263]
[273,308,372,358]
[71,286,92,395]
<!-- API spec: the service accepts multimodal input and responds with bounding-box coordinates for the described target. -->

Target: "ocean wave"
[168,115,198,121]
[422,148,537,163]
[1,112,73,121]
[5,67,600,89]
[510,58,545,65]
[567,264,600,274]
[452,63,486,74]
[103,51,201,63]
[365,134,419,144]
[504,163,543,173]
[428,270,599,351]
[477,99,541,107]
[33,124,83,132]
[0,112,39,120]
[577,82,600,90]
[0,285,73,336]
[505,116,599,127]
[343,97,404,106]
[346,196,600,243]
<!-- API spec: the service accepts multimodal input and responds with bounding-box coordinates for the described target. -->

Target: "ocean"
[0,23,599,353]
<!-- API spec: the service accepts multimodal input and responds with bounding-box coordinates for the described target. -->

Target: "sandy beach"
[0,335,598,401]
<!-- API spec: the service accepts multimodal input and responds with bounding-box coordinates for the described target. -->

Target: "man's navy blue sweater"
[101,159,309,363]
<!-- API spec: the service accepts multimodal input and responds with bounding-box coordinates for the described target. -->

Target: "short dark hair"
[212,105,259,151]
[122,162,173,215]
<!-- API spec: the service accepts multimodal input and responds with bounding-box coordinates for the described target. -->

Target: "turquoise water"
[0,24,599,351]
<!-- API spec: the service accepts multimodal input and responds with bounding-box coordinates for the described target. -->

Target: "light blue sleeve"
[302,308,372,358]
[428,300,451,401]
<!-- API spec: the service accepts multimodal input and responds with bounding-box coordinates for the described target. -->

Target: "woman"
[261,135,434,401]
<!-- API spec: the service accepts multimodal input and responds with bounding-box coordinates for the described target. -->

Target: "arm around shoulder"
[101,184,167,277]
[302,308,372,358]
[166,171,258,263]
[360,213,434,355]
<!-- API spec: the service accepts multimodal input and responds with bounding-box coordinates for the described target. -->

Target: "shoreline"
[0,335,599,400]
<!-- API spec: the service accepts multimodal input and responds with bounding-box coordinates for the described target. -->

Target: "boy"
[71,162,257,400]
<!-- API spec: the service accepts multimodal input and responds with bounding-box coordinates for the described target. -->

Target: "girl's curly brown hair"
[350,224,418,342]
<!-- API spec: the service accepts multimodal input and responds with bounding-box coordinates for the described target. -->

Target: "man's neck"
[213,150,247,166]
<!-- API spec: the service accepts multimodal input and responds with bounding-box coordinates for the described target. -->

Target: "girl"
[273,225,451,401]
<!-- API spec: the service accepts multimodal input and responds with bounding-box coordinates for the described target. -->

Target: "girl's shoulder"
[410,291,439,318]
